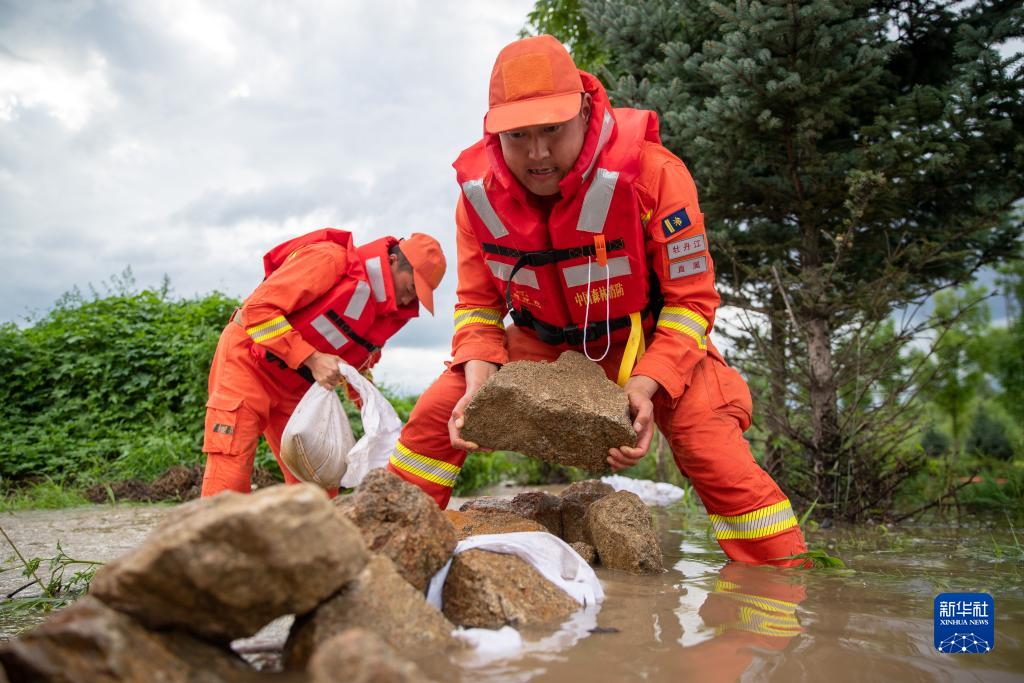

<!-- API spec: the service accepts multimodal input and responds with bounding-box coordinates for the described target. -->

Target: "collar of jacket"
[483,71,618,206]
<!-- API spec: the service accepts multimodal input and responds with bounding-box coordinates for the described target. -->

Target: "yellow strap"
[617,311,646,387]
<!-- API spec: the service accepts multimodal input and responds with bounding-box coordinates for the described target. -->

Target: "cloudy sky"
[0,0,536,392]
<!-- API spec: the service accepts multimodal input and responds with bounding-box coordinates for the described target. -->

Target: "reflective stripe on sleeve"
[344,280,372,319]
[453,307,505,332]
[462,179,509,239]
[246,315,293,343]
[389,442,461,488]
[709,500,799,541]
[576,168,619,233]
[561,256,631,288]
[656,306,709,350]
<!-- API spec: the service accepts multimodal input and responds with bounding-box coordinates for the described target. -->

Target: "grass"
[0,478,91,512]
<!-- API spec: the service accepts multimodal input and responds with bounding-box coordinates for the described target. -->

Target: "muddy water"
[2,501,1022,681]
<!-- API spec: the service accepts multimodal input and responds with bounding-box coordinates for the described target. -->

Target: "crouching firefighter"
[201,228,446,497]
[387,35,807,566]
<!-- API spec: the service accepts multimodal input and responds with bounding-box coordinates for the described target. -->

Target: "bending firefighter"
[388,35,807,566]
[202,229,446,497]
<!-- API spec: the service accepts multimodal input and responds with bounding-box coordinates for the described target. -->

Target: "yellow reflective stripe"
[389,442,460,488]
[709,499,799,540]
[656,306,708,350]
[246,316,293,343]
[713,581,800,614]
[453,307,505,332]
[736,606,802,637]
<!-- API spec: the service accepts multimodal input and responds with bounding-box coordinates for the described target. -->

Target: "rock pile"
[459,482,664,575]
[0,472,615,682]
[460,351,636,472]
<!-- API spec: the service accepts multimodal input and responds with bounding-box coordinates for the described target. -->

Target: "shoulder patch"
[661,207,692,238]
[666,234,706,261]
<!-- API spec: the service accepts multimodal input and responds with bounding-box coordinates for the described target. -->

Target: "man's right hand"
[302,351,346,389]
[449,359,499,450]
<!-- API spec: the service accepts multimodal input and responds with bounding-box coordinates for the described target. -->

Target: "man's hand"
[303,351,346,389]
[608,375,659,471]
[449,360,499,450]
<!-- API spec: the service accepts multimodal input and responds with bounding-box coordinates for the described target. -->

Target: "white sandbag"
[601,474,687,507]
[280,381,353,489]
[336,362,403,489]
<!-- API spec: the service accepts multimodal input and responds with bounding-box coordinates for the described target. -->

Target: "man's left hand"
[608,375,659,471]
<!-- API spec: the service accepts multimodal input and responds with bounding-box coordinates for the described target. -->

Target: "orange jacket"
[450,78,720,400]
[238,234,410,373]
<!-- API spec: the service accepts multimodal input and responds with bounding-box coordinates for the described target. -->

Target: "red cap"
[398,233,446,315]
[484,34,584,134]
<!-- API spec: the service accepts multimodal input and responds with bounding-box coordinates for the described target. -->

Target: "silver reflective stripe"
[462,178,509,239]
[666,234,706,261]
[668,255,708,279]
[658,310,706,337]
[581,110,615,181]
[487,259,540,289]
[577,168,619,233]
[343,280,371,320]
[365,257,387,302]
[562,256,632,288]
[311,315,348,349]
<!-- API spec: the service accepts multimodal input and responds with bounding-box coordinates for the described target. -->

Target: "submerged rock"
[560,480,614,545]
[308,628,433,683]
[90,483,368,643]
[285,554,459,669]
[441,549,578,629]
[335,469,457,591]
[585,491,664,574]
[0,596,253,683]
[444,510,548,540]
[460,351,635,472]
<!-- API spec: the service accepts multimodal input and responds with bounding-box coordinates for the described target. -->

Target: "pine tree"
[533,0,1023,519]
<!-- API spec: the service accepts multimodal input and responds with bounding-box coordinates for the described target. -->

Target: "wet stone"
[334,469,457,592]
[444,510,549,540]
[585,491,664,575]
[560,480,614,545]
[0,596,254,683]
[441,549,579,629]
[308,628,434,683]
[285,554,459,669]
[460,351,635,472]
[90,483,368,644]
[570,542,597,565]
[510,491,564,537]
[459,497,514,514]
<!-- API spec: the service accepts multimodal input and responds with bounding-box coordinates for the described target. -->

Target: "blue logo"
[661,207,691,238]
[934,593,994,653]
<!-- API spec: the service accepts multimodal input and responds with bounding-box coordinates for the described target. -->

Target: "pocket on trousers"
[203,394,243,454]
[704,358,754,431]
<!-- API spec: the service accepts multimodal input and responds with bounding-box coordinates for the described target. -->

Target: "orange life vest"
[453,73,662,348]
[260,229,417,371]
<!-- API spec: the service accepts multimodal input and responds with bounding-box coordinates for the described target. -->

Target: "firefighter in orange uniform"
[387,35,807,566]
[201,229,446,497]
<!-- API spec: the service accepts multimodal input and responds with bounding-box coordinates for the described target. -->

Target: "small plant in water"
[0,527,103,616]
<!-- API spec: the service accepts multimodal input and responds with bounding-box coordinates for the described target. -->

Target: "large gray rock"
[441,549,579,629]
[585,491,664,574]
[443,510,549,540]
[285,555,458,669]
[460,351,635,472]
[90,483,368,643]
[334,469,457,591]
[559,480,614,544]
[0,596,254,683]
[458,497,514,514]
[308,628,433,683]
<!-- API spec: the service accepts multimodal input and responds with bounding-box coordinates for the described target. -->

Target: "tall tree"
[529,0,1023,519]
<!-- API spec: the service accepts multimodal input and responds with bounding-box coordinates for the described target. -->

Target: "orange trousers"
[201,324,333,497]
[389,327,807,565]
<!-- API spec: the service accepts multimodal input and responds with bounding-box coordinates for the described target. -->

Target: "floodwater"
[2,500,1023,682]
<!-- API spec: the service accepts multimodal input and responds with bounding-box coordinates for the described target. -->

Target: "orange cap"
[484,34,584,134]
[398,233,446,316]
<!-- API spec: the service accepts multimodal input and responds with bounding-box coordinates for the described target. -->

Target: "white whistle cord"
[582,256,612,362]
